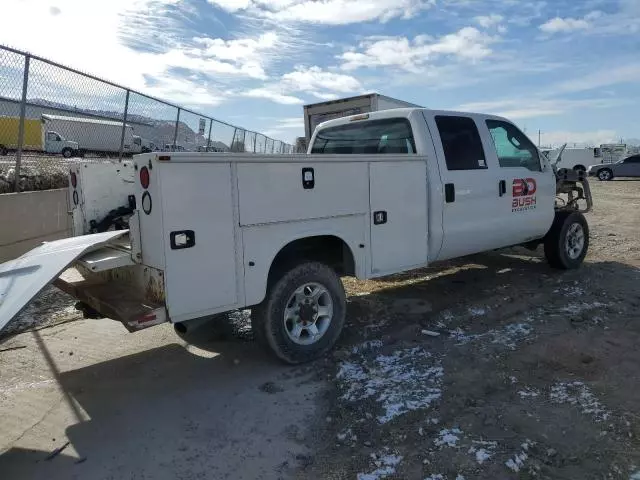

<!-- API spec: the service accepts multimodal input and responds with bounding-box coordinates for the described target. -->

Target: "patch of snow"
[509,376,518,384]
[490,323,533,349]
[337,347,443,424]
[456,476,466,480]
[474,449,491,464]
[434,428,463,448]
[550,381,610,422]
[424,475,445,480]
[505,440,534,473]
[357,452,402,480]
[449,328,480,345]
[562,301,607,314]
[630,470,640,480]
[469,307,487,317]
[422,329,441,337]
[468,440,498,465]
[518,387,540,398]
[337,428,356,442]
[352,340,384,354]
[553,284,585,296]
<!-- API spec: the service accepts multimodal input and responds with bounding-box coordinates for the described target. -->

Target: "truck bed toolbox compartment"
[237,161,369,226]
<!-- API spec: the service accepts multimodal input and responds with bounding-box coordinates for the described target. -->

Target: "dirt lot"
[1,179,640,479]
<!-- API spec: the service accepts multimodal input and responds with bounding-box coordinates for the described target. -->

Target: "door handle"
[445,183,455,203]
[499,180,506,197]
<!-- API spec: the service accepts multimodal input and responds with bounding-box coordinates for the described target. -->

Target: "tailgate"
[0,231,128,332]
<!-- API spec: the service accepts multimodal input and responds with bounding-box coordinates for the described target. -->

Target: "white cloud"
[311,91,340,100]
[340,27,497,71]
[0,0,286,110]
[458,97,626,119]
[540,130,618,148]
[241,88,304,104]
[281,66,362,93]
[475,14,503,28]
[242,66,362,104]
[552,64,640,93]
[207,0,435,25]
[261,116,304,137]
[539,15,593,33]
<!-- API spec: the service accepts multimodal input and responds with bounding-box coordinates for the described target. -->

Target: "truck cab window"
[486,120,541,172]
[47,132,60,142]
[310,118,416,154]
[435,116,487,170]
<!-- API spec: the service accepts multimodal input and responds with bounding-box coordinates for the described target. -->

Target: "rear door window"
[434,115,487,170]
[310,118,416,154]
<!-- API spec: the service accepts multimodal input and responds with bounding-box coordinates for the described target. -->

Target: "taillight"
[140,166,150,189]
[70,171,77,188]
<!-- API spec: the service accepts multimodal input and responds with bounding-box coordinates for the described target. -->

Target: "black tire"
[544,210,589,270]
[597,168,613,181]
[0,145,7,156]
[252,261,346,364]
[62,147,74,158]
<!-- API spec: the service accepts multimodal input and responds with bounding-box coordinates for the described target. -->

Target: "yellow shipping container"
[0,117,43,152]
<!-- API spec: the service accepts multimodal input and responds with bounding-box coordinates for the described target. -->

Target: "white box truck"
[0,116,79,157]
[41,114,143,156]
[303,93,422,141]
[0,108,593,364]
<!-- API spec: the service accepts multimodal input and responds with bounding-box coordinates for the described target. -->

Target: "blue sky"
[1,0,639,146]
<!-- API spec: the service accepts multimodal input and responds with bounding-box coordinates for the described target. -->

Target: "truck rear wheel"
[0,145,7,156]
[544,211,589,269]
[252,261,346,364]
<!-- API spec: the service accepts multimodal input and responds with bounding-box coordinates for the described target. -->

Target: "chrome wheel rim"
[599,170,610,180]
[565,223,585,260]
[283,283,333,345]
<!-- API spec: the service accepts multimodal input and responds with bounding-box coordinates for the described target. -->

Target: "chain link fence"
[0,45,294,193]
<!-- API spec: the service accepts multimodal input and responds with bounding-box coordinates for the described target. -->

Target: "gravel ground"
[1,179,639,479]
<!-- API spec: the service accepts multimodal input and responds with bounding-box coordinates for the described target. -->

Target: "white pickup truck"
[0,108,593,363]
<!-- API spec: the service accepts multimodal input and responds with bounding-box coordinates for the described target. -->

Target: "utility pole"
[538,129,541,147]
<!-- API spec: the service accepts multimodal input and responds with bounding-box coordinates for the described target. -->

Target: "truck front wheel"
[62,147,74,158]
[252,262,346,364]
[544,211,589,269]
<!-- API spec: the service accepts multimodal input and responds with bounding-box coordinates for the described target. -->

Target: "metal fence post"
[14,54,30,192]
[173,107,181,148]
[253,132,257,153]
[207,119,213,151]
[231,127,237,151]
[119,89,130,162]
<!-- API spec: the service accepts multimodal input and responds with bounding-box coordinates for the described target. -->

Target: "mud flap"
[0,231,128,332]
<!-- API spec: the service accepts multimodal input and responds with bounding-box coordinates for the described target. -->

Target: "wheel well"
[573,164,586,171]
[267,236,356,286]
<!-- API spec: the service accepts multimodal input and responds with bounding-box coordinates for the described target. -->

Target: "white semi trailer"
[0,108,593,364]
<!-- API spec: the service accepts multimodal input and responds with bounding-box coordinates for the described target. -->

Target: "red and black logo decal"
[512,178,537,212]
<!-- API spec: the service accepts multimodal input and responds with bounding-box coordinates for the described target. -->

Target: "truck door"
[45,131,63,153]
[424,114,504,260]
[482,119,555,243]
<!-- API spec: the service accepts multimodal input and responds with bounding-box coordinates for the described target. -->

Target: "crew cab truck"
[0,108,592,364]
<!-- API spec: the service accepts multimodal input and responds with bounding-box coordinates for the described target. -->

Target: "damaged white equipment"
[0,108,593,364]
